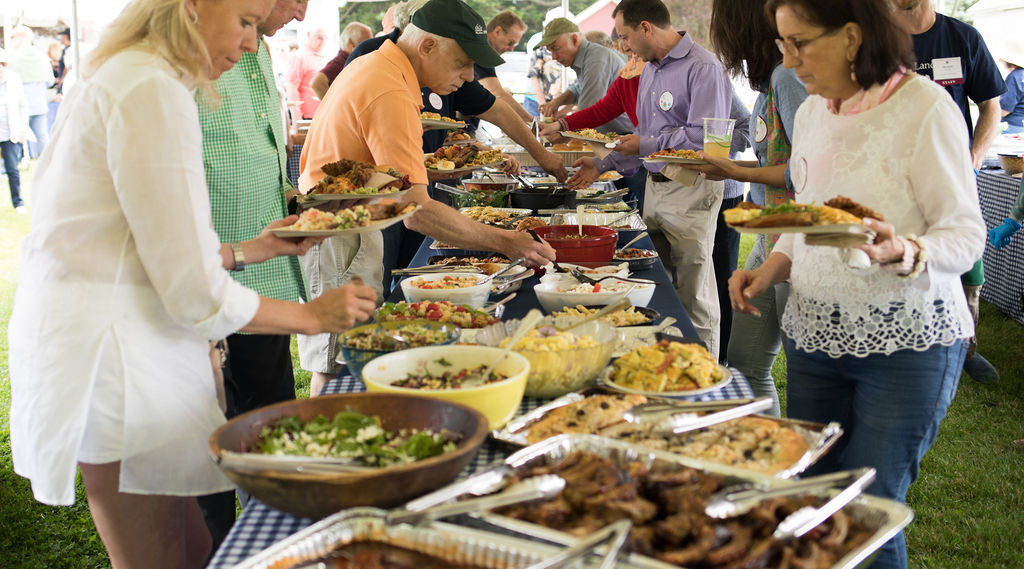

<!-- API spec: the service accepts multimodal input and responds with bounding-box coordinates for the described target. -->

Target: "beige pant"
[297,231,385,374]
[644,174,723,358]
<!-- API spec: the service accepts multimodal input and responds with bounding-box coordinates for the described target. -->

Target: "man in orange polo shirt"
[297,0,556,394]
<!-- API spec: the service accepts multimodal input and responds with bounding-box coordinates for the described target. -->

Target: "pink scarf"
[826,66,908,116]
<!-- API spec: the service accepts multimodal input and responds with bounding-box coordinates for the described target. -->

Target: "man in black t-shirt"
[473,10,534,123]
[893,0,1005,384]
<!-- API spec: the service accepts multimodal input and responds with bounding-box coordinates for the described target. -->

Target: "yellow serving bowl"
[360,345,529,429]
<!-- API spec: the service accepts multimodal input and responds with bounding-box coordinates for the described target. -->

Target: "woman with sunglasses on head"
[8,1,377,567]
[689,0,809,417]
[730,1,984,567]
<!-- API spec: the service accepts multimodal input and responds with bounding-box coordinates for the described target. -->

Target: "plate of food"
[302,160,412,203]
[597,170,623,181]
[270,203,420,237]
[425,146,505,176]
[724,196,879,246]
[614,247,658,271]
[601,338,733,397]
[643,148,706,164]
[444,130,475,145]
[374,300,501,328]
[420,112,466,130]
[549,304,660,327]
[560,129,621,144]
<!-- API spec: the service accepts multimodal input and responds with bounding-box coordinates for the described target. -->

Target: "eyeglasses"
[775,29,836,57]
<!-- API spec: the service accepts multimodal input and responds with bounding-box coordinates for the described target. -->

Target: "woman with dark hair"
[688,0,808,416]
[731,1,984,567]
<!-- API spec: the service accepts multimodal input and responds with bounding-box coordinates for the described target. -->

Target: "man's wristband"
[230,242,245,272]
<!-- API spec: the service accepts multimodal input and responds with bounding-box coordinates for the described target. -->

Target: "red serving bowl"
[533,224,617,268]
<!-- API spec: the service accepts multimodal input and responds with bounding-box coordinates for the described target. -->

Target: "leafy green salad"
[254,411,459,467]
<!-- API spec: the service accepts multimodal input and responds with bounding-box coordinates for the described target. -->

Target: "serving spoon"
[465,309,545,388]
[617,231,649,252]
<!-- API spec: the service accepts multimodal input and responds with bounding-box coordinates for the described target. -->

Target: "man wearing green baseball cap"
[294,0,557,390]
[537,17,632,134]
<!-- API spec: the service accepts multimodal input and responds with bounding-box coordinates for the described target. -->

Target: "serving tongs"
[622,397,760,424]
[640,397,774,435]
[402,462,514,512]
[705,467,876,540]
[386,473,565,525]
[524,518,632,569]
[604,208,640,227]
[217,450,374,475]
[391,264,481,276]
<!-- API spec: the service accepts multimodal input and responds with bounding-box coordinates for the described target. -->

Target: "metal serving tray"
[230,507,617,569]
[551,212,647,232]
[491,391,842,480]
[471,435,913,569]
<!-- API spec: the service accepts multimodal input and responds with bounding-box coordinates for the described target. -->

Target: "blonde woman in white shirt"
[730,1,985,568]
[7,1,377,567]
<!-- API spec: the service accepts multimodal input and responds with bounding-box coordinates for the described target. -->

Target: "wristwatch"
[230,242,245,272]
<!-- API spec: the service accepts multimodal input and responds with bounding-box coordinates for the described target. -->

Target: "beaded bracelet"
[898,234,927,279]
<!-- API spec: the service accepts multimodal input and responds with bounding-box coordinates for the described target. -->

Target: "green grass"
[1,162,1022,567]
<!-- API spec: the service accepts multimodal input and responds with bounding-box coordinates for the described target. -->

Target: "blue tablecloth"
[207,370,754,568]
[389,234,700,340]
[207,233,746,568]
[978,168,1024,326]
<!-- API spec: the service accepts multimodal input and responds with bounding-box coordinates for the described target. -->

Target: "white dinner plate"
[421,118,467,130]
[270,205,421,237]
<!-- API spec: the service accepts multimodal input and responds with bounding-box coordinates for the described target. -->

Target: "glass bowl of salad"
[336,320,460,380]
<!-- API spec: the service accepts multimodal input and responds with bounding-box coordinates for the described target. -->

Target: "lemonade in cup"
[703,118,735,159]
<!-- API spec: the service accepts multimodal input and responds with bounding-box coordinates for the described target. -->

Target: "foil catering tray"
[551,212,647,232]
[230,506,628,569]
[471,435,912,569]
[491,391,842,479]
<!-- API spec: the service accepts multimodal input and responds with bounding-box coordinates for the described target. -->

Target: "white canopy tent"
[2,0,132,86]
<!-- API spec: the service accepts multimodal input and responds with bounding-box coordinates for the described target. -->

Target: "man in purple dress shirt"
[568,0,732,358]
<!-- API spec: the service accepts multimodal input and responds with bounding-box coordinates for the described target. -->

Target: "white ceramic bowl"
[360,345,530,429]
[539,263,630,286]
[533,278,656,313]
[400,272,492,308]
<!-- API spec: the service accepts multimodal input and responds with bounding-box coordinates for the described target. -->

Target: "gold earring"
[188,10,198,25]
[850,60,857,83]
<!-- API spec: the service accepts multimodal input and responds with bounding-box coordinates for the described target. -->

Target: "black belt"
[649,172,671,183]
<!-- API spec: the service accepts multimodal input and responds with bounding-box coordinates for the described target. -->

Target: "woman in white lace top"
[731,1,985,568]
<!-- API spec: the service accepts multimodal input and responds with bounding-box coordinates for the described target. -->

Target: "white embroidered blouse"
[776,75,986,358]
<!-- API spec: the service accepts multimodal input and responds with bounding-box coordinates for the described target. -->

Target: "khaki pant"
[643,175,723,358]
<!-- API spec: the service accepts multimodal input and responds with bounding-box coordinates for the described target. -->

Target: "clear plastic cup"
[703,118,736,159]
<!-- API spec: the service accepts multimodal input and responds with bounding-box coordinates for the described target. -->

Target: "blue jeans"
[727,235,789,416]
[1,140,23,208]
[27,114,50,158]
[785,338,967,569]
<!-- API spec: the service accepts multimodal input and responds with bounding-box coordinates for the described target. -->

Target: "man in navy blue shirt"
[893,0,1005,384]
[894,0,1005,168]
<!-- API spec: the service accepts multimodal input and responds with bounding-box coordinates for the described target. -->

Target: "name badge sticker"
[428,92,443,109]
[932,57,964,86]
[659,91,674,111]
[754,116,768,144]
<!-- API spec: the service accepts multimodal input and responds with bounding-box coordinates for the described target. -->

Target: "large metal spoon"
[466,309,545,387]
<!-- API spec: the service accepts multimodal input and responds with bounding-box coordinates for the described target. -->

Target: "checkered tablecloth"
[977,169,1024,326]
[206,371,753,568]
